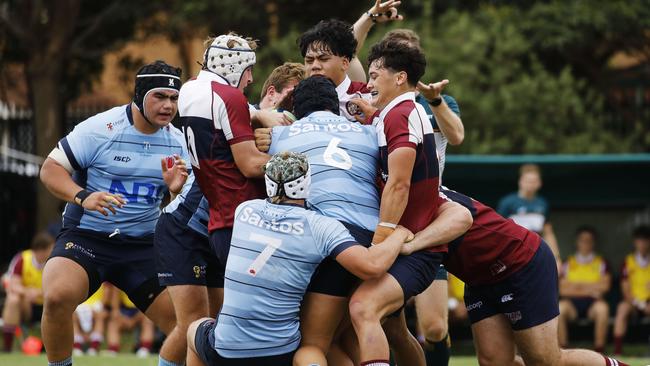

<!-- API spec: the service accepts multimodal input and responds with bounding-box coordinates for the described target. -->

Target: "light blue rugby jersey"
[214,199,356,358]
[269,111,380,232]
[59,104,189,237]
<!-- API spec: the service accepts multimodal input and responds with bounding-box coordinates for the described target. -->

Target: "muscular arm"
[432,100,464,145]
[379,147,415,225]
[401,200,473,255]
[336,227,410,280]
[40,156,125,215]
[231,140,270,178]
[40,157,84,203]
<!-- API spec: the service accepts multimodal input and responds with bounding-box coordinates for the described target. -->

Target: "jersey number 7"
[247,233,283,276]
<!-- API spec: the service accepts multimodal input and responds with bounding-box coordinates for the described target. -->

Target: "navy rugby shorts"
[306,222,373,297]
[463,241,560,331]
[50,227,164,312]
[155,213,220,287]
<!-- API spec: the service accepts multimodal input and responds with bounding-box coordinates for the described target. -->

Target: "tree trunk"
[27,63,65,231]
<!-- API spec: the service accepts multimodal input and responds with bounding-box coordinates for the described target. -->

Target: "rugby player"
[260,76,471,365]
[39,60,190,366]
[348,38,452,366]
[179,33,270,310]
[187,151,412,366]
[409,187,630,366]
[297,19,373,122]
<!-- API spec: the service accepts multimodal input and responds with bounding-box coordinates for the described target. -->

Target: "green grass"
[1,355,649,366]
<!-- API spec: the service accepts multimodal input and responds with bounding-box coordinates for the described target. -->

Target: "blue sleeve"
[58,118,107,170]
[496,194,514,217]
[539,196,549,218]
[442,94,460,117]
[309,214,358,258]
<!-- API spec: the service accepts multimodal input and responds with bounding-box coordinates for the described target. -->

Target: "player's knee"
[422,317,448,342]
[523,351,561,366]
[349,297,378,326]
[43,289,77,315]
[293,345,326,366]
[477,351,515,366]
[186,318,208,350]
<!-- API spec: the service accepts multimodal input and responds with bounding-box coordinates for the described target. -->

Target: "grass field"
[1,354,650,366]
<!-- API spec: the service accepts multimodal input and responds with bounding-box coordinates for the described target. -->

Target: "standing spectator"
[613,225,650,355]
[558,226,611,352]
[497,163,561,267]
[2,232,54,352]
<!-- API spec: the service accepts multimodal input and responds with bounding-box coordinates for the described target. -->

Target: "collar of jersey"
[305,110,340,119]
[197,70,230,86]
[336,75,352,99]
[265,198,306,208]
[379,91,416,121]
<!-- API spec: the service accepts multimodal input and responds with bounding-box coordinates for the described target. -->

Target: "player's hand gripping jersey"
[58,104,188,237]
[269,110,379,232]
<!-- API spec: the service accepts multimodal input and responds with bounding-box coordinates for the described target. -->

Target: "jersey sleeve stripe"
[58,137,82,171]
[330,241,360,258]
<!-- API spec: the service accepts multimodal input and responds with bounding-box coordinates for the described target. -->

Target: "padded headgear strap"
[133,61,182,122]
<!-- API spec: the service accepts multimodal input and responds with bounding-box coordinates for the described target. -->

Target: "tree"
[0,0,156,230]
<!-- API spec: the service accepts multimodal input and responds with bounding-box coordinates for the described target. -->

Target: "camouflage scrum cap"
[264,151,311,199]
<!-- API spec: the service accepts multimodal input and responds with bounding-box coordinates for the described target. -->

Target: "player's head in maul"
[133,60,182,127]
[264,151,311,203]
[292,75,340,120]
[202,32,257,92]
[298,19,357,85]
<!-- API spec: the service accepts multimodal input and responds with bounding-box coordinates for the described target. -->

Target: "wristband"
[378,222,397,229]
[366,11,379,23]
[74,189,91,206]
[426,96,443,107]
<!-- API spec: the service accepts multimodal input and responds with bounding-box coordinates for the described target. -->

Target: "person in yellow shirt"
[558,226,611,353]
[613,225,650,355]
[1,232,54,352]
[105,288,155,357]
[447,273,468,323]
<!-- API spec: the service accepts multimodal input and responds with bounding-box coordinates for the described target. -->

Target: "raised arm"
[349,0,404,82]
[417,80,464,145]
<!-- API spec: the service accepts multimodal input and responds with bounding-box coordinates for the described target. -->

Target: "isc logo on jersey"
[238,206,304,235]
[288,122,363,137]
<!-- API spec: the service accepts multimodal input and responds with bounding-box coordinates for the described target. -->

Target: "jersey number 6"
[323,137,352,170]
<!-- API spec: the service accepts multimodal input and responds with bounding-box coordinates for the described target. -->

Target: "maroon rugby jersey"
[179,70,265,232]
[441,188,542,285]
[375,92,444,253]
[336,76,372,122]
